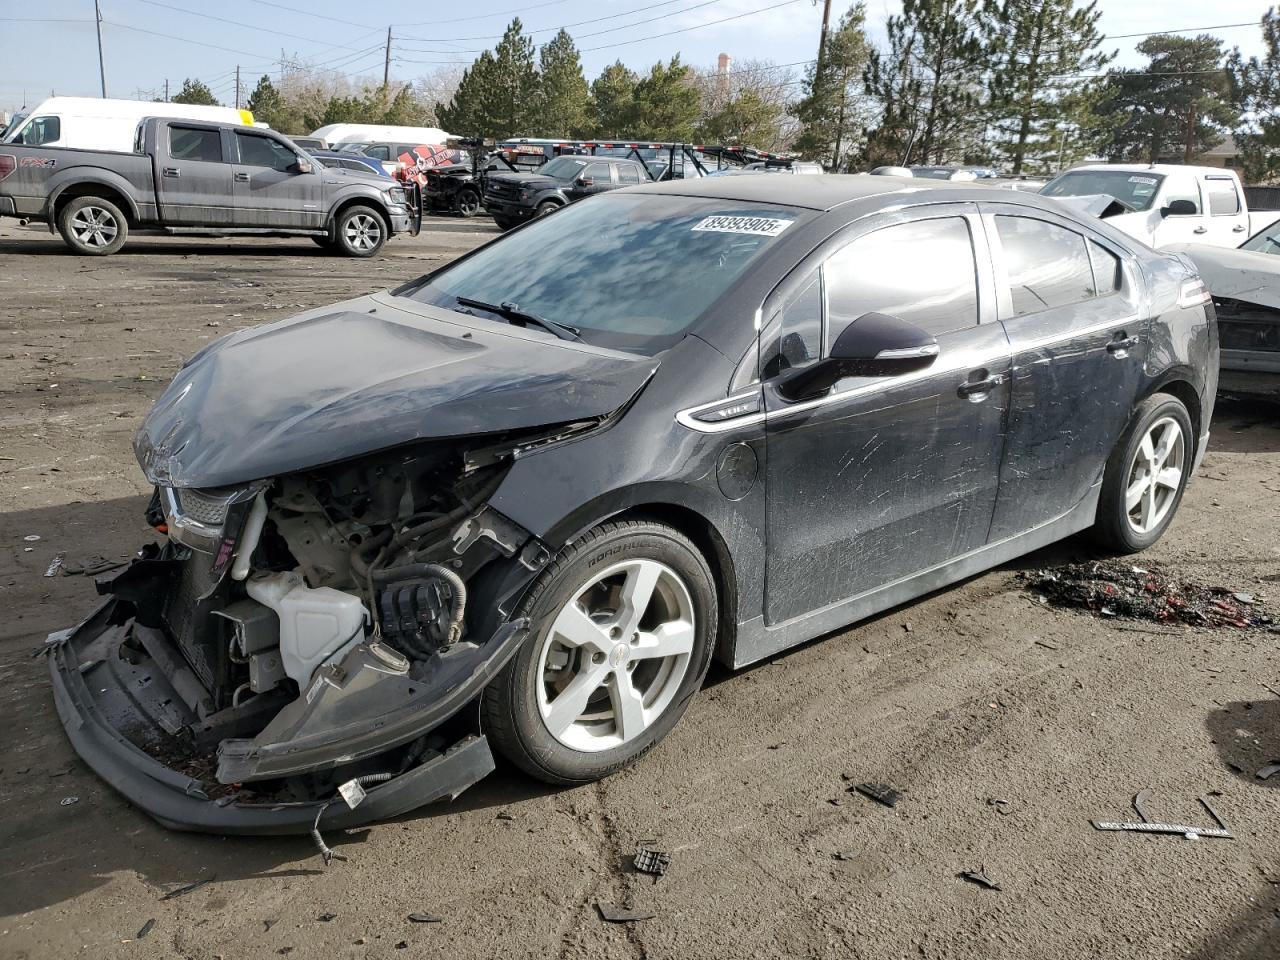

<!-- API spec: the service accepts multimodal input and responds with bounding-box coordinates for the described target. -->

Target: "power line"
[117,0,373,51]
[1104,20,1259,41]
[396,0,576,29]
[396,0,722,46]
[243,0,376,29]
[581,0,805,52]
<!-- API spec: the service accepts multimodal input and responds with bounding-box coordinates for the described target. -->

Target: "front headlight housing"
[386,186,408,206]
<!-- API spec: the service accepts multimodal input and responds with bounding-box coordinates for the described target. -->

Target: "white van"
[311,123,454,148]
[0,97,254,154]
[1040,163,1257,249]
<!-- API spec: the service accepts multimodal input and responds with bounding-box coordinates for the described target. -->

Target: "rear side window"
[236,133,296,171]
[824,217,979,342]
[365,145,391,160]
[1205,178,1241,215]
[1088,240,1122,294]
[996,215,1095,317]
[617,163,641,184]
[169,126,222,162]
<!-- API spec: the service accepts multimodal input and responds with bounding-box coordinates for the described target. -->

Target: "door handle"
[234,171,251,182]
[957,373,1004,399]
[1193,226,1208,234]
[1107,335,1140,356]
[1233,224,1247,232]
[162,167,180,178]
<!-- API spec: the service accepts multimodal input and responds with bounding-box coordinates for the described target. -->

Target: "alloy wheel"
[1125,415,1185,534]
[536,558,696,752]
[71,206,119,248]
[344,214,381,251]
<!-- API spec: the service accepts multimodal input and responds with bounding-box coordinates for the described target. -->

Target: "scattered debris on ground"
[852,782,901,808]
[407,913,443,923]
[496,811,516,821]
[43,553,65,577]
[1091,788,1234,840]
[634,846,671,878]
[59,796,79,806]
[159,878,211,900]
[1257,761,1280,781]
[597,903,657,923]
[988,798,1014,816]
[1023,561,1271,628]
[958,867,1002,891]
[317,912,337,922]
[832,850,859,861]
[136,919,156,940]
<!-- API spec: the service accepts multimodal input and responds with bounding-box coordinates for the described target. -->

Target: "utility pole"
[164,78,169,102]
[814,0,833,76]
[381,26,391,87]
[94,0,107,97]
[235,64,241,109]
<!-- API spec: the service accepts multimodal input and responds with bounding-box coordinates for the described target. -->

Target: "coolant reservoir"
[246,571,368,686]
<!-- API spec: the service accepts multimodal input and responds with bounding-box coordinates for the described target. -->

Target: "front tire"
[58,196,128,255]
[485,520,718,786]
[534,200,562,218]
[1093,393,1193,553]
[333,205,386,257]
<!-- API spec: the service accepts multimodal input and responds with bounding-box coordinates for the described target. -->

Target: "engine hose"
[311,772,395,866]
[371,562,467,644]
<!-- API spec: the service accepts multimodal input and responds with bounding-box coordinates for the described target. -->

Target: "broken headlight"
[159,484,259,553]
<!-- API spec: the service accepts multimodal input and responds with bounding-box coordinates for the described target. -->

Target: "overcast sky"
[1,0,1271,119]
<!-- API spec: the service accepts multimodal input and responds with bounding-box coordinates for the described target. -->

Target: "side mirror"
[776,312,938,401]
[1162,198,1197,217]
[576,177,594,187]
[293,159,314,175]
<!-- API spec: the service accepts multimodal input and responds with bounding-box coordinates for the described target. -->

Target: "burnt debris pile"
[1022,560,1271,628]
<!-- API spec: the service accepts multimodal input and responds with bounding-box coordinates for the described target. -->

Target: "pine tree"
[437,52,499,136]
[864,0,986,166]
[793,5,873,170]
[591,61,638,136]
[488,18,540,138]
[1228,7,1280,183]
[171,78,220,106]
[538,29,590,137]
[983,0,1114,174]
[246,75,307,133]
[1099,34,1235,163]
[629,56,700,141]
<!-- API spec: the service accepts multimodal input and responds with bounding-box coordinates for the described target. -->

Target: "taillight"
[0,155,15,180]
[1178,277,1210,308]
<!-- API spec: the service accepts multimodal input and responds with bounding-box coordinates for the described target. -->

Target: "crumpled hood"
[135,293,656,488]
[1167,243,1280,310]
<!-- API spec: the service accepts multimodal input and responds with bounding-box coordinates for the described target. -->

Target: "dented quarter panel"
[134,292,656,488]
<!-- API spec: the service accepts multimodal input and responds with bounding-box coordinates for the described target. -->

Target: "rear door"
[1200,173,1250,246]
[762,204,1011,624]
[155,122,236,226]
[983,202,1147,539]
[230,129,323,228]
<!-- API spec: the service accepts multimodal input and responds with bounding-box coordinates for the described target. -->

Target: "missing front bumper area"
[47,594,528,834]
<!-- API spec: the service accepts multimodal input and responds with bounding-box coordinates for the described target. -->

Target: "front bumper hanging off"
[47,595,528,835]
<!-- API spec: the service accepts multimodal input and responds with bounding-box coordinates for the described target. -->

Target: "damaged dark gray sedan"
[48,176,1218,835]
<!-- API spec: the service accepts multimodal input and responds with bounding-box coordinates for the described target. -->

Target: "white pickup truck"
[1040,163,1280,249]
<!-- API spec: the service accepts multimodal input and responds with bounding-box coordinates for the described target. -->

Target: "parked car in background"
[0,96,253,153]
[909,166,979,181]
[0,117,416,256]
[46,175,1215,835]
[1040,164,1261,249]
[313,123,453,168]
[311,150,393,179]
[483,154,653,229]
[289,136,328,151]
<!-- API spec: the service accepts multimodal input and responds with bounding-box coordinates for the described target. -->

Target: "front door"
[982,203,1149,539]
[155,123,236,226]
[762,206,1011,625]
[230,130,323,229]
[566,160,613,202]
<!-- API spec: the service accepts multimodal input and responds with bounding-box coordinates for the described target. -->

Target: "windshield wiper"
[454,296,582,341]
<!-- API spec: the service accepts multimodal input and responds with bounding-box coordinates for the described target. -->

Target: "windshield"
[539,155,592,180]
[1041,170,1165,212]
[0,112,27,142]
[403,194,805,355]
[1241,219,1280,255]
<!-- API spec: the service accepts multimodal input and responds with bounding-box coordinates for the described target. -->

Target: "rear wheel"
[333,205,386,257]
[1094,393,1193,553]
[58,196,128,256]
[456,188,482,218]
[485,520,717,785]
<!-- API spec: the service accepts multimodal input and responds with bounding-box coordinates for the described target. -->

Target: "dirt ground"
[1,220,1278,960]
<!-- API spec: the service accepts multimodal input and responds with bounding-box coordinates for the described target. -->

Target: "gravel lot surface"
[1,220,1277,960]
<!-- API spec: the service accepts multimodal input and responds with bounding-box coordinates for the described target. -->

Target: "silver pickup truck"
[0,116,418,256]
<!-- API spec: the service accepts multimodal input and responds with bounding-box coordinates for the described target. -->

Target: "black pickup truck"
[0,117,418,255]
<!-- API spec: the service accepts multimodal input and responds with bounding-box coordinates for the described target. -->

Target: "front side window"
[824,217,979,344]
[1205,178,1241,216]
[404,194,805,355]
[996,215,1096,317]
[170,125,222,162]
[19,115,61,146]
[236,133,296,171]
[1162,178,1201,214]
[582,162,611,183]
[763,271,823,379]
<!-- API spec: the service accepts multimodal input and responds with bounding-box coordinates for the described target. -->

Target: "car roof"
[1061,163,1238,177]
[624,173,1006,211]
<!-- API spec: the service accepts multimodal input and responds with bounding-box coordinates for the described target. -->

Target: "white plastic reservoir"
[246,570,368,686]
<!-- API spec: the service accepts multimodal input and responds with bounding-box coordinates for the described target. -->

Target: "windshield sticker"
[692,215,793,237]
[1128,176,1158,185]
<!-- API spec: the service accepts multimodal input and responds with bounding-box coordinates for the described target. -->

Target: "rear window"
[996,215,1097,316]
[169,126,222,162]
[404,194,806,355]
[1041,170,1165,212]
